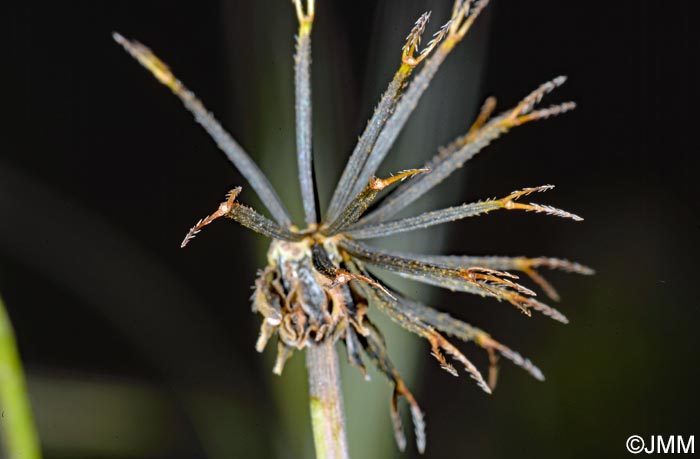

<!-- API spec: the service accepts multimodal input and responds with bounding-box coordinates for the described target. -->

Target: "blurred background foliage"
[1,1,698,458]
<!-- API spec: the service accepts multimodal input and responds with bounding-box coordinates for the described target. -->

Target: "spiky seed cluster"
[114,0,592,454]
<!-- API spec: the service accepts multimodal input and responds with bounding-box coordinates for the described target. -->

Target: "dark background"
[1,1,698,458]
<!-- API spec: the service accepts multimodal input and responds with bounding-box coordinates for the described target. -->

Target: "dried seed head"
[115,0,591,453]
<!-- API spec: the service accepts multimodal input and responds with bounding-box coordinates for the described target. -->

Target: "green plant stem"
[0,295,41,459]
[305,340,349,459]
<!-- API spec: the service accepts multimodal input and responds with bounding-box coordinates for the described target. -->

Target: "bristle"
[403,12,431,56]
[410,402,427,454]
[438,337,492,394]
[509,75,568,119]
[529,257,595,275]
[492,342,545,382]
[180,187,240,248]
[430,346,458,376]
[423,19,453,55]
[525,298,569,324]
[390,391,407,452]
[402,11,453,67]
[525,203,584,221]
[499,185,584,221]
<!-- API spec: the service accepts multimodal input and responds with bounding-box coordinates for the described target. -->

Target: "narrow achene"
[114,0,592,457]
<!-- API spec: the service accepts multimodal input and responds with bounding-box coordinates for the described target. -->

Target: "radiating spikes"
[353,121,507,225]
[356,78,574,226]
[326,12,435,223]
[113,33,293,226]
[347,261,491,393]
[393,296,545,382]
[367,255,568,323]
[340,1,494,216]
[340,239,536,304]
[400,254,592,301]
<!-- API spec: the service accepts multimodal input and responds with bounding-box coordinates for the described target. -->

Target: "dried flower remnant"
[114,0,592,455]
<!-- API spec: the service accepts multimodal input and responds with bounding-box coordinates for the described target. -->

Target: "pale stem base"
[305,340,349,459]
